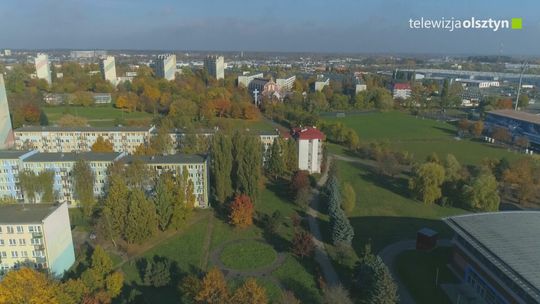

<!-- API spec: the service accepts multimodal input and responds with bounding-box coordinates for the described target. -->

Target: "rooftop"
[0,150,35,160]
[444,212,540,301]
[488,109,540,125]
[0,203,62,224]
[25,152,123,163]
[15,126,152,132]
[123,153,207,165]
[292,127,325,140]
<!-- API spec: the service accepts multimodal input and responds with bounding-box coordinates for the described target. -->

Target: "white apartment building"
[0,74,14,149]
[22,152,125,204]
[0,203,75,277]
[238,72,264,88]
[292,127,325,174]
[355,83,367,94]
[99,56,117,85]
[14,126,155,154]
[0,151,38,201]
[34,53,52,85]
[314,78,330,92]
[123,154,210,208]
[276,75,296,91]
[154,54,177,81]
[204,55,225,80]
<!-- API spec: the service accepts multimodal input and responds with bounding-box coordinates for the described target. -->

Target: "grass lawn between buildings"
[220,240,277,270]
[43,105,154,127]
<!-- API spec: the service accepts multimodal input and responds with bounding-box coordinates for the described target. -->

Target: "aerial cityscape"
[0,1,539,304]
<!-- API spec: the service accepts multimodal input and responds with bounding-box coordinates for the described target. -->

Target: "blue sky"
[1,0,539,55]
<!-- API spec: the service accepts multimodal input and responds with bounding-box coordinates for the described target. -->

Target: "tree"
[124,189,157,244]
[91,136,114,152]
[290,170,310,194]
[18,170,55,203]
[294,187,311,209]
[281,291,301,304]
[154,173,174,230]
[73,159,96,216]
[342,183,356,215]
[103,174,130,239]
[0,268,59,304]
[331,207,355,246]
[457,119,471,135]
[150,126,173,155]
[470,121,484,137]
[170,169,195,229]
[233,133,262,200]
[464,172,500,212]
[514,136,529,150]
[80,246,124,302]
[283,139,298,173]
[491,127,511,143]
[72,91,95,106]
[266,139,285,179]
[502,158,538,203]
[229,194,254,228]
[231,278,268,304]
[142,258,171,287]
[323,285,353,304]
[39,110,49,126]
[291,229,315,258]
[408,162,446,204]
[376,152,400,177]
[353,244,399,304]
[210,133,233,204]
[443,154,462,183]
[195,268,229,304]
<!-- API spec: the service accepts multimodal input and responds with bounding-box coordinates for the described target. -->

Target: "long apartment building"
[0,203,75,277]
[14,126,155,154]
[0,150,38,201]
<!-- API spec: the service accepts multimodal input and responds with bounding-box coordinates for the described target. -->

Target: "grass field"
[395,247,459,304]
[324,111,520,165]
[220,240,277,270]
[43,105,154,127]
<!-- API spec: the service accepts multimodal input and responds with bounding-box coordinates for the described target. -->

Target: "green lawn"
[43,105,154,127]
[324,111,520,165]
[220,240,277,270]
[395,247,459,304]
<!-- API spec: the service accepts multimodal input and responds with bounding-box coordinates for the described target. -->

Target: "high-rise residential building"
[34,53,52,85]
[0,74,14,149]
[276,75,296,91]
[292,127,325,174]
[314,77,330,92]
[154,54,177,81]
[0,203,75,277]
[99,56,117,85]
[204,55,225,80]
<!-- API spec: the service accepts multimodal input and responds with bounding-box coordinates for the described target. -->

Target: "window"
[31,238,41,245]
[16,226,23,233]
[8,239,16,246]
[21,251,28,258]
[0,252,6,258]
[6,226,13,234]
[11,251,18,258]
[0,240,3,246]
[19,239,25,246]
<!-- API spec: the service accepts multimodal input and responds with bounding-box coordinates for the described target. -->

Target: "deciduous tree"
[229,194,254,228]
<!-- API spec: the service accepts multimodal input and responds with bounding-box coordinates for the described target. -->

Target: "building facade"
[444,212,540,304]
[204,55,225,80]
[292,127,325,174]
[0,74,14,149]
[34,53,52,85]
[99,56,117,85]
[314,78,330,92]
[276,75,296,91]
[0,151,38,201]
[392,83,412,99]
[14,126,155,154]
[238,72,264,88]
[485,109,540,147]
[0,203,75,277]
[154,54,177,81]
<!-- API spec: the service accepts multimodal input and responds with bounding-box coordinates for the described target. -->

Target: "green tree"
[39,110,49,126]
[125,189,157,244]
[73,159,96,216]
[210,133,233,204]
[409,162,446,204]
[103,175,130,239]
[233,132,262,200]
[443,154,462,183]
[323,285,353,304]
[266,138,285,179]
[154,173,175,230]
[464,172,500,212]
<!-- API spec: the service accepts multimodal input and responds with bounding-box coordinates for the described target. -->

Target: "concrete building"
[14,126,155,154]
[238,72,264,88]
[22,152,125,204]
[355,83,367,94]
[0,151,38,201]
[3,50,11,56]
[276,75,296,91]
[154,54,177,81]
[123,154,210,208]
[43,92,112,105]
[204,55,225,80]
[292,127,325,174]
[70,50,107,59]
[0,203,75,277]
[444,212,540,304]
[392,83,412,99]
[485,109,540,148]
[99,56,117,85]
[0,74,14,149]
[34,53,52,85]
[314,77,330,92]
[456,79,500,89]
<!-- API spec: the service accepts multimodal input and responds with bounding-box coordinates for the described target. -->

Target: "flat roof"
[0,203,62,224]
[25,152,123,163]
[15,126,152,132]
[123,154,206,165]
[487,110,540,125]
[444,212,540,301]
[0,150,34,160]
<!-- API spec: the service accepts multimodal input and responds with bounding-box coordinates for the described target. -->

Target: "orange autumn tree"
[195,267,229,304]
[91,136,114,152]
[0,268,59,304]
[231,278,268,304]
[229,194,254,228]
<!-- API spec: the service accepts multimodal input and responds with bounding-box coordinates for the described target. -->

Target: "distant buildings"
[249,78,279,97]
[43,92,112,105]
[455,79,499,89]
[355,83,367,94]
[99,56,117,85]
[276,75,296,91]
[154,54,177,81]
[238,72,264,88]
[392,83,412,99]
[292,127,325,174]
[0,203,75,277]
[3,50,11,56]
[314,77,330,92]
[34,53,52,85]
[204,55,225,80]
[485,109,540,147]
[70,50,107,59]
[444,212,540,304]
[0,75,14,149]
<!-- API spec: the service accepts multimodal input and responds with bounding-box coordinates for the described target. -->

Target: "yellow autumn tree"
[195,267,229,304]
[0,268,59,304]
[91,136,114,152]
[231,278,268,304]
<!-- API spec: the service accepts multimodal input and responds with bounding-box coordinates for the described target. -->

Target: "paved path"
[378,239,452,304]
[199,214,215,271]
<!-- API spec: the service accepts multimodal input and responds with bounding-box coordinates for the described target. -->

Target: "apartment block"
[154,54,177,81]
[99,56,117,85]
[0,151,38,201]
[0,74,14,149]
[204,55,225,80]
[34,53,52,85]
